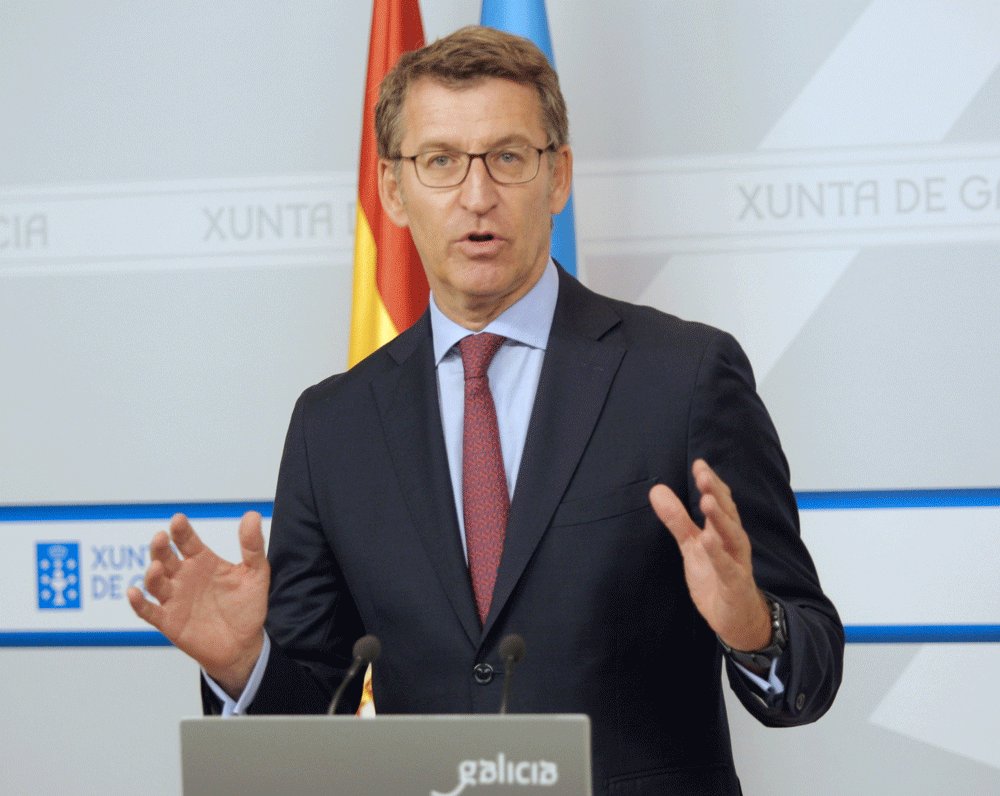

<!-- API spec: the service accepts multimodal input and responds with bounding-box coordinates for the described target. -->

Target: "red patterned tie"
[458,332,509,624]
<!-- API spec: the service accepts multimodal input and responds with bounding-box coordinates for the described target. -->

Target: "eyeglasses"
[397,145,552,188]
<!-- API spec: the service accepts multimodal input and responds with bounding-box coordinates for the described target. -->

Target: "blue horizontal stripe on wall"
[2,489,998,522]
[796,488,1000,510]
[1,631,172,647]
[3,626,998,647]
[0,501,274,522]
[845,625,1000,643]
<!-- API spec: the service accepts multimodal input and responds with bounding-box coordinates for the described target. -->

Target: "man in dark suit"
[129,26,843,795]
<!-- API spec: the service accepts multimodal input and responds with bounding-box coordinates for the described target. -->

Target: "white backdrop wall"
[2,1,999,794]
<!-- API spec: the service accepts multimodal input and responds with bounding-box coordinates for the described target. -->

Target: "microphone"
[326,634,382,715]
[497,633,526,715]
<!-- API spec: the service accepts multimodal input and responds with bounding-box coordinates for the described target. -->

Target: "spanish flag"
[348,0,429,368]
[353,0,426,717]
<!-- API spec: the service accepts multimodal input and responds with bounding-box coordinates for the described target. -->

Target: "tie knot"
[458,333,506,379]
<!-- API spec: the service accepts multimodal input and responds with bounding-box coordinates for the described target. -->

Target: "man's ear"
[378,159,409,228]
[548,145,573,216]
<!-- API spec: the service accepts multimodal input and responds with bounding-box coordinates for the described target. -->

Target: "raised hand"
[127,511,269,698]
[649,460,771,652]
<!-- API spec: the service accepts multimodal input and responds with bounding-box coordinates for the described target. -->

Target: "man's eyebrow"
[411,140,459,153]
[410,134,537,153]
[485,134,535,148]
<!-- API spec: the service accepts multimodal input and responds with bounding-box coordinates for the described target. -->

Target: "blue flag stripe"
[480,0,577,276]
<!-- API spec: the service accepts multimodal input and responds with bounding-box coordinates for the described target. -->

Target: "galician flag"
[480,0,578,276]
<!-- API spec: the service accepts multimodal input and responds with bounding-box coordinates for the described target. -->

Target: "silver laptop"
[181,714,591,796]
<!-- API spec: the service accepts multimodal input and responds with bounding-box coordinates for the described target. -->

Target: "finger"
[127,585,165,629]
[149,529,181,577]
[693,511,748,579]
[699,491,751,562]
[143,559,172,604]
[169,513,206,559]
[238,511,267,570]
[649,484,701,547]
[693,459,739,525]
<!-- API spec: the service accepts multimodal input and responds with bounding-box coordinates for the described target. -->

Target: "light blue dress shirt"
[430,258,558,558]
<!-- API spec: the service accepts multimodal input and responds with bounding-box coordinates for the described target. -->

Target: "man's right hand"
[126,511,269,699]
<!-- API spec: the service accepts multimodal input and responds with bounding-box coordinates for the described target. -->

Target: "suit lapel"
[485,272,624,636]
[371,316,482,647]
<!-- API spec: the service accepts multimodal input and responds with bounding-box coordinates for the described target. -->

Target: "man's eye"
[426,153,456,168]
[495,150,524,165]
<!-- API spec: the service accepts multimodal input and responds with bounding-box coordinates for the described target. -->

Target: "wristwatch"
[718,594,787,671]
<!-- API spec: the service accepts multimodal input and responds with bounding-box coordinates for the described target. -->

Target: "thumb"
[649,484,699,547]
[238,511,267,569]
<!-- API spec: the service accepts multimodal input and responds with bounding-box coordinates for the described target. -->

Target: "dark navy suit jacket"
[205,266,844,796]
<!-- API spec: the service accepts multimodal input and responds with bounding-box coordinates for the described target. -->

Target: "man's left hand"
[650,459,771,652]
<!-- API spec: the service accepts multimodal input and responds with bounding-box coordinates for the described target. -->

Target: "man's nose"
[459,155,500,213]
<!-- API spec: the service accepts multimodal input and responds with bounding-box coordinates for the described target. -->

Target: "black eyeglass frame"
[395,145,554,188]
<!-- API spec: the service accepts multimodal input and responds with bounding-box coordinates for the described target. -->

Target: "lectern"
[181,714,591,796]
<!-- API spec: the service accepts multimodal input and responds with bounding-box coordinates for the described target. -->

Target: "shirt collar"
[430,258,559,365]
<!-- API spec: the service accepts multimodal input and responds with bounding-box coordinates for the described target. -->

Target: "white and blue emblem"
[37,542,81,609]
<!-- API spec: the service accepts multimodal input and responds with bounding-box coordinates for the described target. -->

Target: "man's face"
[378,77,572,329]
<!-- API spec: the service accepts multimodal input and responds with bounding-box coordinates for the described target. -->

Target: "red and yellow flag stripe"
[351,0,426,717]
[348,0,428,368]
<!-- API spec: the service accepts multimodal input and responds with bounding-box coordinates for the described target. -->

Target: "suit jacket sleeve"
[687,330,844,726]
[225,383,366,716]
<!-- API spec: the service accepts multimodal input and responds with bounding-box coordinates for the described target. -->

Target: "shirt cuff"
[730,654,785,697]
[201,632,272,717]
